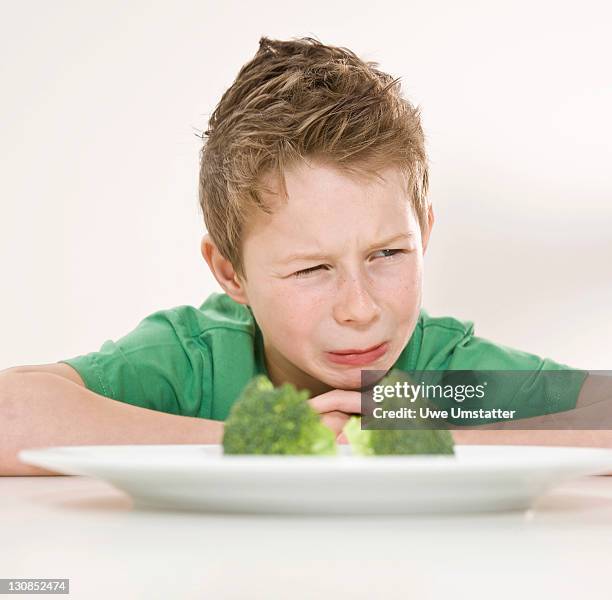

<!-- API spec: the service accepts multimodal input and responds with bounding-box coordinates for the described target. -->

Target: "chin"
[328,371,368,391]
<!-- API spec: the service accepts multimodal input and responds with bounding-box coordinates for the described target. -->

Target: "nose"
[333,270,381,325]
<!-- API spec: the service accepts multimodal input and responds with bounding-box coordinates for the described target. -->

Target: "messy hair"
[199,36,430,280]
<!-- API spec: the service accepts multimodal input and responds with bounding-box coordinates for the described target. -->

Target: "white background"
[1,0,610,371]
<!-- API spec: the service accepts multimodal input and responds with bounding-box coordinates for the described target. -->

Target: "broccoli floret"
[344,415,455,455]
[223,375,336,455]
[345,368,455,455]
[343,416,374,456]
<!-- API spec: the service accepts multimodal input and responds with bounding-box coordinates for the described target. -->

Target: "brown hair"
[199,36,430,281]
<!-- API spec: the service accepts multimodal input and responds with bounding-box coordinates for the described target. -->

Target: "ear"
[200,234,249,306]
[421,204,435,254]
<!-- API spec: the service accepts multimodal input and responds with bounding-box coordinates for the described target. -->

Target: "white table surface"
[2,474,612,600]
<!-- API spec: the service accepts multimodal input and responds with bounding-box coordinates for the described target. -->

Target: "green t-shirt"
[60,292,587,421]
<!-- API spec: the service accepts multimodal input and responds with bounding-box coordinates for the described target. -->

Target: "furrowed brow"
[280,232,415,264]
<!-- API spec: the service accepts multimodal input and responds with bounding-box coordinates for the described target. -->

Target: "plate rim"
[18,444,612,478]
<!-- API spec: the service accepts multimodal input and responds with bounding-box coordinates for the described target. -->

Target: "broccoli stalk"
[223,375,336,455]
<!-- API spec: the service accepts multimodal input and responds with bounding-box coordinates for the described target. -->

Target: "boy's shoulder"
[152,292,256,338]
[60,292,264,420]
[129,292,259,354]
[196,292,257,331]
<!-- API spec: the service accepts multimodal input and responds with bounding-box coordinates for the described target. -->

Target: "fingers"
[336,432,349,444]
[319,410,351,436]
[308,389,362,415]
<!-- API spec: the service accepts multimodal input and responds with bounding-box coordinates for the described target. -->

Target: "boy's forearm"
[451,403,612,448]
[451,429,612,448]
[0,371,223,476]
[453,374,612,448]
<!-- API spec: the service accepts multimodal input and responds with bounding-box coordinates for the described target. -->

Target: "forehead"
[244,160,417,249]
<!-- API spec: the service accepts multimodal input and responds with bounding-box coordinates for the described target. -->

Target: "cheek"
[260,284,324,338]
[378,257,423,316]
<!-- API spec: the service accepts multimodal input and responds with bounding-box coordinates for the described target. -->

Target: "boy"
[1,36,609,476]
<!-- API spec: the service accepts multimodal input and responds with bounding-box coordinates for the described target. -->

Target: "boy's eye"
[291,249,403,278]
[372,248,403,259]
[293,264,326,278]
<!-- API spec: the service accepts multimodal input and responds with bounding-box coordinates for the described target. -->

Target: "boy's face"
[204,158,433,397]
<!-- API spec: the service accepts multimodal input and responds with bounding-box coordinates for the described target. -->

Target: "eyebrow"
[280,232,415,264]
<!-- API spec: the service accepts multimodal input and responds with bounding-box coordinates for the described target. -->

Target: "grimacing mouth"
[328,342,386,355]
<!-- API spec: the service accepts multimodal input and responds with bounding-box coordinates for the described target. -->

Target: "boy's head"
[199,36,433,395]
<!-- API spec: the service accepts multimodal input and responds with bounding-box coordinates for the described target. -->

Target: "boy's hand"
[308,389,361,443]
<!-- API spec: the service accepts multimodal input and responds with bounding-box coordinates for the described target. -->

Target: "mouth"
[330,343,385,355]
[326,342,389,366]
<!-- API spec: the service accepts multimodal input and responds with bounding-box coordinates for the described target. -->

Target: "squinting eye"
[293,264,326,278]
[292,249,404,278]
[373,249,403,259]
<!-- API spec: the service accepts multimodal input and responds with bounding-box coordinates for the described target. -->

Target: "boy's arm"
[451,429,612,448]
[9,362,87,386]
[0,369,223,476]
[452,373,612,449]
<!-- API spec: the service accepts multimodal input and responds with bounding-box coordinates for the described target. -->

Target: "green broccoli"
[344,368,455,455]
[223,375,336,455]
[343,415,455,456]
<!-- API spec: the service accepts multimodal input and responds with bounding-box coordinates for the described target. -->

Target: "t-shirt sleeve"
[59,308,208,417]
[415,315,588,421]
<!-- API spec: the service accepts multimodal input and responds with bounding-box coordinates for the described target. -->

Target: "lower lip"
[326,342,389,366]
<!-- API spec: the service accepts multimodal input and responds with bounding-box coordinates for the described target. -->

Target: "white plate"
[18,444,612,515]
